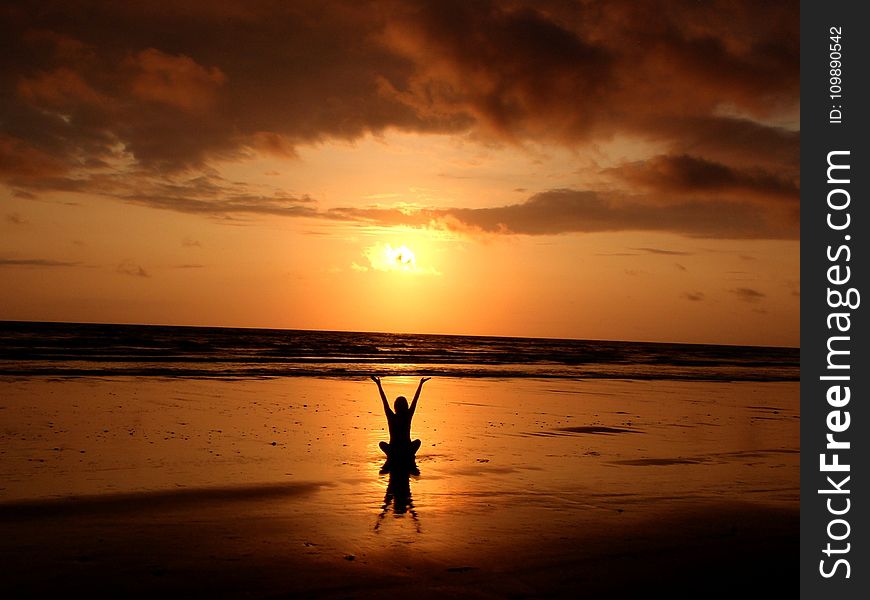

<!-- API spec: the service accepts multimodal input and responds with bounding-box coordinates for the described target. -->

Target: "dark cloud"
[683,292,705,302]
[609,154,798,203]
[0,258,80,267]
[381,1,797,152]
[639,116,799,174]
[730,287,765,303]
[129,48,227,112]
[6,212,26,225]
[0,1,426,175]
[379,0,614,142]
[328,189,797,239]
[0,0,798,236]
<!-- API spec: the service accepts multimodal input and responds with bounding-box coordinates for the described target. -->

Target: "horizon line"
[0,319,800,351]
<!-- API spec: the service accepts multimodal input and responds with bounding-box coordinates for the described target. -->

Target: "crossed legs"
[379,439,421,457]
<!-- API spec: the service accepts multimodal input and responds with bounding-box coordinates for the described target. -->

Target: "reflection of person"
[374,469,420,533]
[371,376,429,462]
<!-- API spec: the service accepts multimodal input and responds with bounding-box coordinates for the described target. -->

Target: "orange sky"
[0,1,799,346]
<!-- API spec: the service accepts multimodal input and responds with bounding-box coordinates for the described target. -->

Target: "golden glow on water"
[0,375,798,563]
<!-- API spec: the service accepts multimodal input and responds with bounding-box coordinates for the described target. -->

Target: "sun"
[359,240,439,275]
[385,244,416,270]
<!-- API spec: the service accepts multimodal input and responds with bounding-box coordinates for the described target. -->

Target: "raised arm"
[371,375,392,415]
[409,377,430,417]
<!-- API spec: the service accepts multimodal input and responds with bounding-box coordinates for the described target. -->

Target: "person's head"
[394,396,409,414]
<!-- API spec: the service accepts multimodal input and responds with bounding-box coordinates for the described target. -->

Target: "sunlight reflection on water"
[2,375,798,549]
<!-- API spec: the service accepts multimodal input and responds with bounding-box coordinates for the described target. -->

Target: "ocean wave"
[0,321,799,382]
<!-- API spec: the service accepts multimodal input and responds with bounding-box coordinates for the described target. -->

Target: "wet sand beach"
[0,376,798,597]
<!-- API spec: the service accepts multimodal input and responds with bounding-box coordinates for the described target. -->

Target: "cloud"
[730,287,765,303]
[182,237,201,247]
[379,1,798,161]
[683,291,705,302]
[329,189,797,239]
[609,154,798,203]
[0,135,72,182]
[17,66,107,107]
[0,1,798,237]
[16,170,318,219]
[117,260,150,277]
[4,158,799,237]
[0,257,80,267]
[1,1,798,163]
[129,48,226,112]
[0,1,425,174]
[379,1,615,142]
[6,212,26,225]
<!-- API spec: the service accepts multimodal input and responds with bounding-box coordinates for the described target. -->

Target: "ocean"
[0,321,799,381]
[1,320,799,595]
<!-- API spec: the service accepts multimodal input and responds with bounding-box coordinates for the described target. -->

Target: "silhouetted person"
[371,376,429,468]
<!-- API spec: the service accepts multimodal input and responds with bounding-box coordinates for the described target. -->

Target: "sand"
[0,376,799,597]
